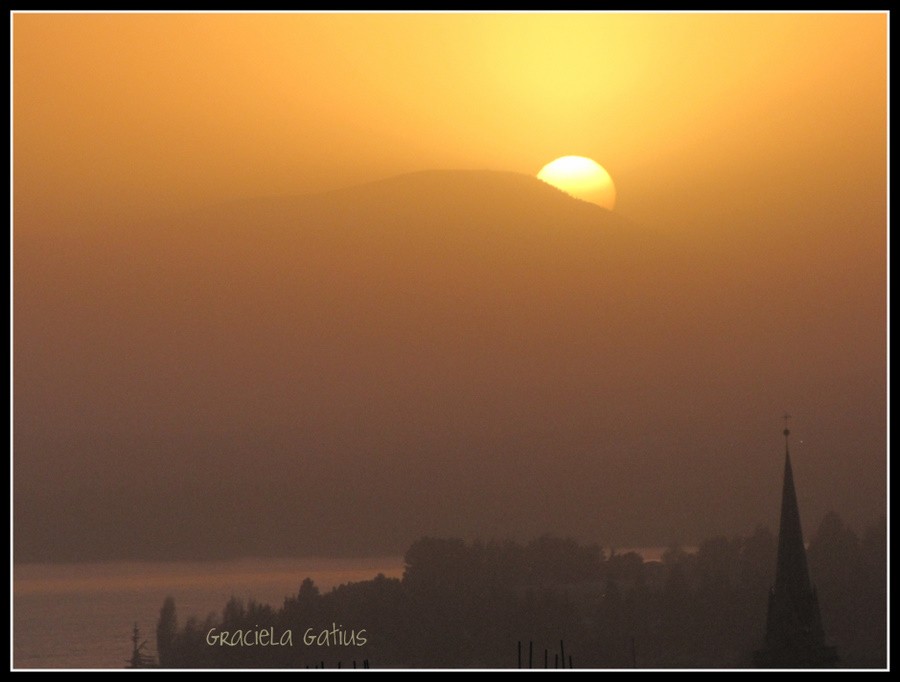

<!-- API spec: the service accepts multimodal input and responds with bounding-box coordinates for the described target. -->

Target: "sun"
[537,156,616,210]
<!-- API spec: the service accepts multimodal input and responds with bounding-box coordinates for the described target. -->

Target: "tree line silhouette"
[154,512,884,668]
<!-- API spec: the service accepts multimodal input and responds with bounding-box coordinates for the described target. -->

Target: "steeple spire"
[772,415,813,602]
[754,417,838,668]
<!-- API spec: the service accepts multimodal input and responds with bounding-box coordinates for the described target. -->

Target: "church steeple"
[754,417,838,668]
[771,421,815,612]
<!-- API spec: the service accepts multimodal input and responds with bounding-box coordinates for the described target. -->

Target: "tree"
[156,596,177,667]
[807,511,860,588]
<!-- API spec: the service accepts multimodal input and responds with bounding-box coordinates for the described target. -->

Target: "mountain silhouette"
[13,169,883,561]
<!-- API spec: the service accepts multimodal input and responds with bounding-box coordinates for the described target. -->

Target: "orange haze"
[13,12,886,561]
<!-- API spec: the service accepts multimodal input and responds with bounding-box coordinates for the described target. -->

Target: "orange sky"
[12,12,887,560]
[14,12,886,227]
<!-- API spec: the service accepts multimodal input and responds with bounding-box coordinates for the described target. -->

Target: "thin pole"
[518,640,522,669]
[529,641,533,669]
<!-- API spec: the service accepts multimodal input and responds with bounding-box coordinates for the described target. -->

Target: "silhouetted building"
[754,423,838,668]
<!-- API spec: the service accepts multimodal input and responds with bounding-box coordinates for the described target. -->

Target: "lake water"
[13,557,405,669]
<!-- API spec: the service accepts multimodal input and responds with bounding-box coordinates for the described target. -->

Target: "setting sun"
[537,156,617,210]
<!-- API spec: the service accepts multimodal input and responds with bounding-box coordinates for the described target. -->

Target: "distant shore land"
[140,518,883,669]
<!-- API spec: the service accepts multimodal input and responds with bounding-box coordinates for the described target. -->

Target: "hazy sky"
[13,12,887,561]
[14,13,885,226]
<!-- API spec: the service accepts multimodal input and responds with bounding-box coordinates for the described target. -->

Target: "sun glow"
[537,156,616,210]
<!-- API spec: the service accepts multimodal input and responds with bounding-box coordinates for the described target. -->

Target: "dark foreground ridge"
[151,515,884,669]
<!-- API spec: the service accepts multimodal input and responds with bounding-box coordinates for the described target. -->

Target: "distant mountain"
[13,170,885,562]
[208,169,629,228]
